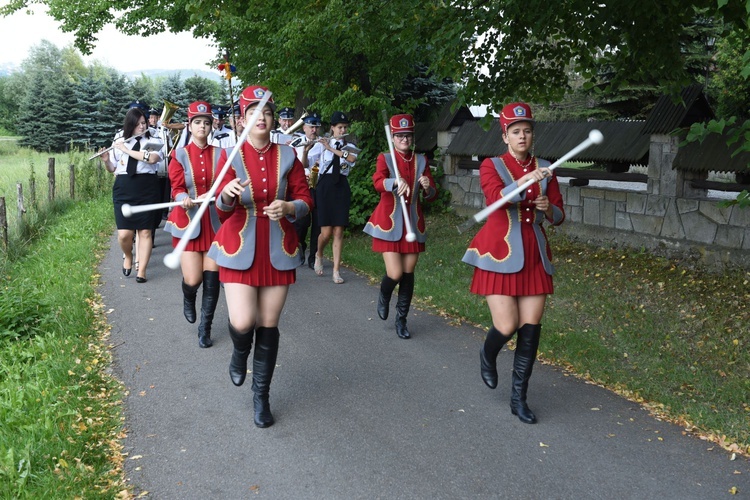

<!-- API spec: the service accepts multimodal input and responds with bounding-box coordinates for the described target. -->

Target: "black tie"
[127,139,141,176]
[332,142,342,184]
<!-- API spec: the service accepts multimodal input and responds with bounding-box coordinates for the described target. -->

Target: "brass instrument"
[158,100,182,145]
[308,161,320,189]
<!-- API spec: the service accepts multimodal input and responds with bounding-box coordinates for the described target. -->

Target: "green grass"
[0,196,125,498]
[341,212,750,453]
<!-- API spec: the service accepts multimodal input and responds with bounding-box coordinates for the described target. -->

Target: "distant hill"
[0,63,225,82]
[124,68,225,82]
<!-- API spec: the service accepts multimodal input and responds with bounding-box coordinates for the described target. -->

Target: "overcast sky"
[0,4,218,73]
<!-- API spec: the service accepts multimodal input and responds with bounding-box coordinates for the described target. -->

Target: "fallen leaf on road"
[129,455,142,460]
[591,407,600,411]
[729,487,738,495]
[539,442,549,447]
[730,453,736,461]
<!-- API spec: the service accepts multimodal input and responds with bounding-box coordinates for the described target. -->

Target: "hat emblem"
[399,118,410,128]
[513,106,527,117]
[254,88,266,99]
[197,104,208,113]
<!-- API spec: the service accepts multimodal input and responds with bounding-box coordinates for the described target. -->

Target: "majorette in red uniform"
[165,100,223,348]
[364,113,437,339]
[462,102,565,424]
[207,85,313,428]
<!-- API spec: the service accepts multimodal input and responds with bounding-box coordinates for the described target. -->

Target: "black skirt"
[315,175,350,227]
[112,174,161,230]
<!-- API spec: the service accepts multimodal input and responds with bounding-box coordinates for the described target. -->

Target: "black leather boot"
[252,327,280,428]
[480,326,513,389]
[510,323,542,424]
[197,271,220,348]
[377,275,399,320]
[182,280,200,324]
[228,323,253,387]
[394,272,414,339]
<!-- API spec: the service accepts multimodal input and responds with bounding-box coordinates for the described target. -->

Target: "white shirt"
[108,132,164,176]
[210,125,236,149]
[310,138,355,177]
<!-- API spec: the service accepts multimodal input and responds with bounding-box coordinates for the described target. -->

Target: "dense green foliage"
[0,196,125,497]
[0,40,223,151]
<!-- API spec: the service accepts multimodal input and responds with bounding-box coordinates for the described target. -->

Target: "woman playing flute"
[99,107,163,283]
[364,114,437,339]
[462,102,565,424]
[164,101,223,348]
[207,85,313,428]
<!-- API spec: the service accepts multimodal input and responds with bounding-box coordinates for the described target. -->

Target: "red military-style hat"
[187,101,213,122]
[390,114,415,134]
[499,102,534,133]
[239,85,275,117]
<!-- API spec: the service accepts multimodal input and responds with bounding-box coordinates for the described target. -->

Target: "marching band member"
[164,101,223,348]
[364,114,437,339]
[210,105,236,149]
[310,111,358,283]
[293,112,322,265]
[462,102,565,424]
[98,106,163,283]
[207,85,312,428]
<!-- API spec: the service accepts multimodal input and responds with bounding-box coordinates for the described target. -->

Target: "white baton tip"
[589,129,604,144]
[406,233,417,243]
[121,204,132,218]
[163,252,180,269]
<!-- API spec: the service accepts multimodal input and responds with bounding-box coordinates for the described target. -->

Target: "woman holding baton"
[462,102,565,424]
[164,101,223,348]
[208,85,312,428]
[364,114,437,339]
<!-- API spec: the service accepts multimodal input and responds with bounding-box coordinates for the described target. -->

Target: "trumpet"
[308,161,319,189]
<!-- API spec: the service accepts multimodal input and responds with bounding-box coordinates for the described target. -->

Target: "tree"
[184,74,222,105]
[0,73,25,134]
[157,73,189,123]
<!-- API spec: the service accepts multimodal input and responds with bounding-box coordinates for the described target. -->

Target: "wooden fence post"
[69,164,75,199]
[48,157,55,202]
[30,177,36,209]
[17,182,26,222]
[0,197,7,250]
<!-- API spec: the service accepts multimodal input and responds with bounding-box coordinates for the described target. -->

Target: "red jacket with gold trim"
[207,143,313,271]
[363,152,437,243]
[164,143,222,238]
[462,154,565,274]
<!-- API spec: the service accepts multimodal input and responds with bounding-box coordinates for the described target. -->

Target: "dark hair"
[123,108,148,139]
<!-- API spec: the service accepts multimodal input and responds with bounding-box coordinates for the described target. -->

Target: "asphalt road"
[100,227,749,499]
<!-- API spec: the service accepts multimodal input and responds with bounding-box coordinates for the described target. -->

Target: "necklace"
[396,150,414,163]
[510,150,533,169]
[249,139,272,160]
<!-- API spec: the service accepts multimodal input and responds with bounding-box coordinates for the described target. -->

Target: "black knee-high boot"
[228,323,253,387]
[480,326,513,389]
[252,327,280,428]
[394,272,415,339]
[182,280,200,324]
[377,275,399,320]
[197,271,220,348]
[510,323,542,424]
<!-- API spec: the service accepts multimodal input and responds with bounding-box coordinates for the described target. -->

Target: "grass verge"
[0,196,126,497]
[341,212,750,455]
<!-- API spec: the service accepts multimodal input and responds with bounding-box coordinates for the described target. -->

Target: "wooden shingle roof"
[642,84,714,135]
[445,120,650,165]
[673,132,750,174]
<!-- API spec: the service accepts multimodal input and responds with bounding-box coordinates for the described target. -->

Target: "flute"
[121,197,216,218]
[456,130,604,234]
[163,91,273,269]
[381,110,416,243]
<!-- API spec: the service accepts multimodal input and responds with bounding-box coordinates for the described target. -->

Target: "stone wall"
[442,134,750,269]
